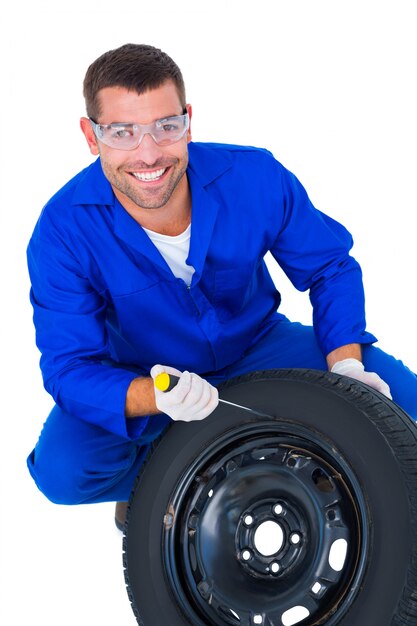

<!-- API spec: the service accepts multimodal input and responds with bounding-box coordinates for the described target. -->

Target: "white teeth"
[132,168,166,181]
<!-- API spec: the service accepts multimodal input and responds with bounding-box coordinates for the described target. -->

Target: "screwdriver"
[154,372,273,418]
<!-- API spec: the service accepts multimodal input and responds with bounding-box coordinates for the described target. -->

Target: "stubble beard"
[102,156,188,211]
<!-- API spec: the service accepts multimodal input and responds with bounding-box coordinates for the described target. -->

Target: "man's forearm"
[124,344,364,417]
[125,376,161,418]
[326,343,362,370]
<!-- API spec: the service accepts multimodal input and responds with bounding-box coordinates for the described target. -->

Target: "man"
[27,43,417,529]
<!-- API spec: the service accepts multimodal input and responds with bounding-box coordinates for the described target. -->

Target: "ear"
[186,104,192,143]
[80,117,100,155]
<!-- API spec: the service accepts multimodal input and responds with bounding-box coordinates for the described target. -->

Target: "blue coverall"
[27,143,417,503]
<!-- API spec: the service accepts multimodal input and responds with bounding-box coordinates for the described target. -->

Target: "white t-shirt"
[143,224,195,286]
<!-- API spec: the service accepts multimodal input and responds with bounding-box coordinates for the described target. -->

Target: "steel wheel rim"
[162,420,369,626]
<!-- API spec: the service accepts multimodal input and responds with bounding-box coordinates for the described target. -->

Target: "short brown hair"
[83,43,186,120]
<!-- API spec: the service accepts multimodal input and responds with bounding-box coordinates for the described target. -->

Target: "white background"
[1,1,416,624]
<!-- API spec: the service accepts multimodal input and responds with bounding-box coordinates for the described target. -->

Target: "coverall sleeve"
[269,166,377,356]
[27,211,145,439]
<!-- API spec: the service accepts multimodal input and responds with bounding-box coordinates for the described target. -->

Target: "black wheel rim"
[162,420,369,626]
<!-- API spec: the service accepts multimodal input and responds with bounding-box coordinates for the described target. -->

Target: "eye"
[158,122,179,133]
[111,127,134,139]
[156,117,182,133]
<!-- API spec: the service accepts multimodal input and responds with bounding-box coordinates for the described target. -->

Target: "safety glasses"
[90,112,189,151]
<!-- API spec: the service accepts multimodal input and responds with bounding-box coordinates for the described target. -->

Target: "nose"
[133,132,163,164]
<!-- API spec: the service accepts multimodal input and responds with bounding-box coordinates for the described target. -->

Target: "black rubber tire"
[123,369,417,626]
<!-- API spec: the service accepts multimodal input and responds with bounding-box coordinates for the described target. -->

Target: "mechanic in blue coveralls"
[26,43,417,529]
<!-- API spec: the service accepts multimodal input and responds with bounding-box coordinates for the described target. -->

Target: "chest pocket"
[213,265,254,321]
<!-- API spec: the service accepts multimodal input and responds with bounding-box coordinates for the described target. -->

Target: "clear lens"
[91,113,189,150]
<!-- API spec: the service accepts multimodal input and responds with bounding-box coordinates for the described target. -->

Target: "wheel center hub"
[254,520,284,556]
[236,497,307,578]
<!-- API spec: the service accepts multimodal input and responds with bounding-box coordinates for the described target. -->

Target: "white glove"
[150,364,219,422]
[331,358,392,399]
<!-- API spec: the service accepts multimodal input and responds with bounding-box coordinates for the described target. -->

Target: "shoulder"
[40,168,87,211]
[45,159,110,208]
[188,141,286,186]
[27,162,111,260]
[189,141,276,163]
[31,159,112,233]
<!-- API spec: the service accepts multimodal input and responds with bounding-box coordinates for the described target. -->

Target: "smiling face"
[80,80,192,218]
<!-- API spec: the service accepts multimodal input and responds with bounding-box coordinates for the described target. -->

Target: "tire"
[123,369,417,626]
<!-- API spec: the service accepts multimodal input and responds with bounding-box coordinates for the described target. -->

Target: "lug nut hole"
[290,532,301,545]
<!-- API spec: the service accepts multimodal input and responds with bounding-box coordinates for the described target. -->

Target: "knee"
[27,447,87,505]
[26,404,145,504]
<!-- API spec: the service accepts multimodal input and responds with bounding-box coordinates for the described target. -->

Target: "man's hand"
[331,358,392,399]
[150,365,219,422]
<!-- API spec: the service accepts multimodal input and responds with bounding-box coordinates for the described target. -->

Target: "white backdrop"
[1,1,416,624]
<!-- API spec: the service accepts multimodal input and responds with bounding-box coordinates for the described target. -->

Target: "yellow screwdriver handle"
[154,372,180,392]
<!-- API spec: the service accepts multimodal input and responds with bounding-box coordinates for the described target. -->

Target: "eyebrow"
[102,111,186,126]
